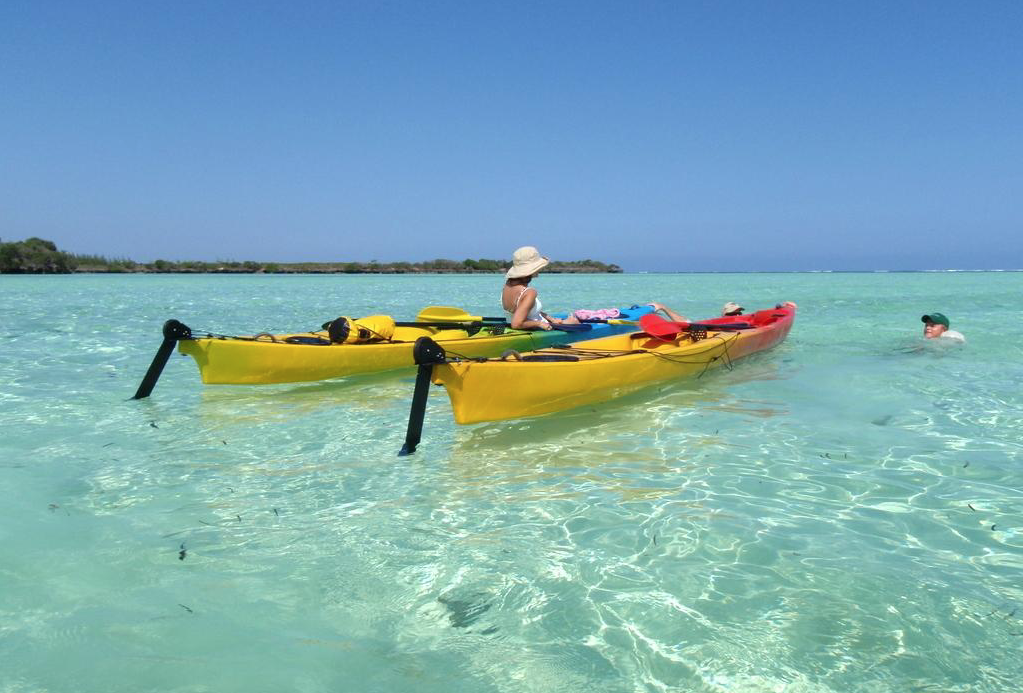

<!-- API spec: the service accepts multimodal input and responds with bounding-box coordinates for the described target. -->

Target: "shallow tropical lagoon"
[2,272,1021,692]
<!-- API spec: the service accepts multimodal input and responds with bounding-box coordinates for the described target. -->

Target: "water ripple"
[3,273,1023,691]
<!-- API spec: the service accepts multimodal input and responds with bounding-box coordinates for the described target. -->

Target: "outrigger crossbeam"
[132,319,193,399]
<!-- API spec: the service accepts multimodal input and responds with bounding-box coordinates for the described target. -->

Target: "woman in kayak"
[502,246,689,330]
[503,246,581,330]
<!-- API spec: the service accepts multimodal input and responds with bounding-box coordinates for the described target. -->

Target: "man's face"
[924,321,947,339]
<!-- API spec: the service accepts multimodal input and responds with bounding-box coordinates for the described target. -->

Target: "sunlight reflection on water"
[1,272,1022,692]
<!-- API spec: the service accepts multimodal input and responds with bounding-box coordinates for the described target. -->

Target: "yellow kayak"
[179,323,546,385]
[172,305,654,386]
[416,303,796,426]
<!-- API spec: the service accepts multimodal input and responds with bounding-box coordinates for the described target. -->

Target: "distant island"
[0,237,622,274]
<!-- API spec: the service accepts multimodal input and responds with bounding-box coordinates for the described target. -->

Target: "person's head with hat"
[502,246,579,331]
[505,246,549,282]
[722,302,744,317]
[921,312,951,339]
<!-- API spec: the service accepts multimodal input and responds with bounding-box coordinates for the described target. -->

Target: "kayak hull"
[433,304,795,423]
[177,305,653,385]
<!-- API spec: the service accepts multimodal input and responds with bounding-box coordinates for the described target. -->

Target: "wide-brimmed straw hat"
[722,302,744,316]
[506,246,549,279]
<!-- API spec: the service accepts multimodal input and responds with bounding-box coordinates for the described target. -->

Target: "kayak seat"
[749,310,780,327]
[639,334,675,348]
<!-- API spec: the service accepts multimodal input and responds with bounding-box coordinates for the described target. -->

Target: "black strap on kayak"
[393,321,503,337]
[552,323,593,333]
[394,320,589,333]
[283,336,331,345]
[399,337,448,456]
[690,322,753,331]
[132,319,193,399]
[498,350,579,362]
[394,321,488,329]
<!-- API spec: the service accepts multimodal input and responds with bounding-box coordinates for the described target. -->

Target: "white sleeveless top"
[505,288,548,325]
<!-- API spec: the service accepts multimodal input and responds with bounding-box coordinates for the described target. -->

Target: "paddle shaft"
[394,320,506,329]
[396,319,635,331]
[415,305,506,323]
[416,304,636,328]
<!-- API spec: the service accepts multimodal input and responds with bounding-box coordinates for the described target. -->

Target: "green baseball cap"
[921,312,950,328]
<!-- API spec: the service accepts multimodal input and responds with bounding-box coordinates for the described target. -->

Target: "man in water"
[722,302,744,316]
[922,312,965,343]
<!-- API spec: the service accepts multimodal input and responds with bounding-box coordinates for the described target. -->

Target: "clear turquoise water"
[2,272,1021,692]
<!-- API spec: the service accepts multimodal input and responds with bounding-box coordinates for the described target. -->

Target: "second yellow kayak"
[428,303,796,423]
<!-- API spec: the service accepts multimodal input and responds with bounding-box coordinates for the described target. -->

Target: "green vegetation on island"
[0,238,622,274]
[0,238,79,273]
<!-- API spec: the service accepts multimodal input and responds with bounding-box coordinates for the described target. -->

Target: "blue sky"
[1,1,1020,271]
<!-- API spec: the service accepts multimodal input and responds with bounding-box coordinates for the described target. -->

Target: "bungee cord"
[441,331,741,370]
[186,322,513,346]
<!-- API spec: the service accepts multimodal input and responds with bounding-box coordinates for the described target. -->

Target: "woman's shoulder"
[504,284,536,296]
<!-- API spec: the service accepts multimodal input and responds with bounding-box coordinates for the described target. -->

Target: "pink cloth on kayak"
[573,308,622,321]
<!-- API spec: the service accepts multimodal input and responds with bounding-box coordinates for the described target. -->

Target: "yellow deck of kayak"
[432,310,794,423]
[178,325,548,385]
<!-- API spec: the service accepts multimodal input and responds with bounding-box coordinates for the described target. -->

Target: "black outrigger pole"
[132,319,193,399]
[399,337,448,456]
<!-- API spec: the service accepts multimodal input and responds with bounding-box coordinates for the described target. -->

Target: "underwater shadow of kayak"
[194,369,413,403]
[188,370,418,432]
[448,381,769,460]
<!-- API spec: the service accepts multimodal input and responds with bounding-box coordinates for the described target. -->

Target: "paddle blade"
[639,313,689,339]
[416,306,481,322]
[417,305,509,323]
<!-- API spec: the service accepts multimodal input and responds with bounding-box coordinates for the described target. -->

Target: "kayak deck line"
[491,330,742,368]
